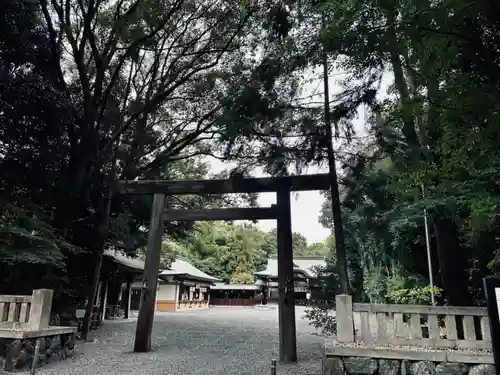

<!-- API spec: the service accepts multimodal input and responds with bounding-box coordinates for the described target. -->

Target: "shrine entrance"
[116,173,330,364]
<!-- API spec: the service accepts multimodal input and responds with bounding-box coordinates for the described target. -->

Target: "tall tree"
[36,0,287,336]
[0,0,81,300]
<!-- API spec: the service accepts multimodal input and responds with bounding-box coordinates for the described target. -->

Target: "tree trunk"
[322,22,350,295]
[53,147,91,237]
[80,166,115,339]
[347,250,363,301]
[434,217,471,306]
[80,250,104,339]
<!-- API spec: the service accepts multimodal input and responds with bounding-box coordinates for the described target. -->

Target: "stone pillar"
[28,289,54,329]
[336,294,354,342]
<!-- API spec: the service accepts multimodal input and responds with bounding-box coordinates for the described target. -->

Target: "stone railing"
[323,294,494,374]
[0,289,77,372]
[336,294,492,353]
[0,289,53,331]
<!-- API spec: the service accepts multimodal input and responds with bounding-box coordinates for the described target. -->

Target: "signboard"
[483,277,500,375]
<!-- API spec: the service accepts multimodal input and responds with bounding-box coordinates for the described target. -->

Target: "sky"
[206,67,378,245]
[209,159,330,244]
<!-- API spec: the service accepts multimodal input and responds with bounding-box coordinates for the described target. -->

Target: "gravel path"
[28,307,325,375]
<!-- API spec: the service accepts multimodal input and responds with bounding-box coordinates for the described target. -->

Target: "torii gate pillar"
[134,193,165,352]
[277,189,297,363]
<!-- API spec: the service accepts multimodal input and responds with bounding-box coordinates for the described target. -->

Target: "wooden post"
[117,283,123,306]
[276,189,297,364]
[30,339,41,375]
[335,294,354,342]
[263,281,268,305]
[134,193,166,352]
[124,278,132,319]
[95,282,102,306]
[101,280,108,322]
[97,280,105,323]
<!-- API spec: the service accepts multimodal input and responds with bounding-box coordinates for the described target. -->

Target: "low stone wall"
[0,333,76,371]
[323,357,496,375]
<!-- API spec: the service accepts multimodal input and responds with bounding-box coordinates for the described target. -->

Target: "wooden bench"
[0,289,77,372]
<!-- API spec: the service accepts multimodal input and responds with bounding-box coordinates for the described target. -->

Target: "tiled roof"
[104,251,219,283]
[254,255,326,278]
[160,259,220,283]
[212,283,261,291]
[104,250,145,272]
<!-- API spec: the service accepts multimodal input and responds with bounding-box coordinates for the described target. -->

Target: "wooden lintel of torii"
[116,173,330,195]
[162,206,279,221]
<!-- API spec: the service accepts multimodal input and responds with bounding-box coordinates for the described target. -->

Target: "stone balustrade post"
[28,289,54,330]
[336,294,354,342]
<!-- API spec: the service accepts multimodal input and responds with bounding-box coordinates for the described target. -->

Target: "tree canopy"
[1,0,500,321]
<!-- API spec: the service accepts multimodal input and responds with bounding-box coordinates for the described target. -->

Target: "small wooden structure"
[157,259,219,312]
[330,294,493,363]
[117,173,330,363]
[210,283,263,306]
[255,256,326,303]
[99,250,145,320]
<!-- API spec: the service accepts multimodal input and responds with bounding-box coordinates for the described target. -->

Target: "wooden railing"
[210,298,259,306]
[335,295,492,351]
[177,300,209,309]
[0,289,53,330]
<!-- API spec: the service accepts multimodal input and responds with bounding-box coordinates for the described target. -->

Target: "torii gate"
[117,173,330,364]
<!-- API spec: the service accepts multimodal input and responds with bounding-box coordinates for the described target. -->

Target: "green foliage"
[305,253,339,335]
[264,229,317,257]
[268,0,500,314]
[161,222,331,283]
[305,306,337,336]
[307,242,329,256]
[162,222,269,283]
[363,264,442,305]
[0,202,78,267]
[363,268,388,303]
[388,286,442,306]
